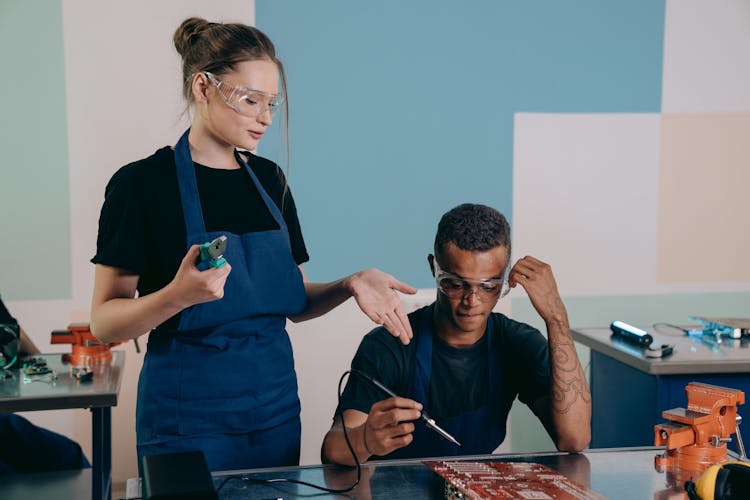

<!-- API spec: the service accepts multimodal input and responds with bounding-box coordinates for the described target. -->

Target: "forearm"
[289,278,353,323]
[18,327,41,355]
[546,314,592,452]
[90,284,185,343]
[322,424,371,466]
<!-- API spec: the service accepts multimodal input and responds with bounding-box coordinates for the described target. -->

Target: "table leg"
[92,407,112,500]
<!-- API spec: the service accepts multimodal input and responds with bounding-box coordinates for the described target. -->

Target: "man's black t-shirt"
[91,146,309,331]
[337,309,550,420]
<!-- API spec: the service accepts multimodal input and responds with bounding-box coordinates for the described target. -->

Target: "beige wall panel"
[657,112,750,282]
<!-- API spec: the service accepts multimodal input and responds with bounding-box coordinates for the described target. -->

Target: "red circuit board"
[424,461,605,500]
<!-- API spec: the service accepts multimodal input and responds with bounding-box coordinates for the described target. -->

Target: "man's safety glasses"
[203,71,284,118]
[432,258,511,301]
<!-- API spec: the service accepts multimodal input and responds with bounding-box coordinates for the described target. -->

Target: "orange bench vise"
[654,382,745,474]
[50,323,121,365]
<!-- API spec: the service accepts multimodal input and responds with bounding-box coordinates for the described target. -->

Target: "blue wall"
[256,0,665,286]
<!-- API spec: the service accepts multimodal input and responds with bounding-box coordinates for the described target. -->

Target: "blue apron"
[0,414,90,474]
[136,130,308,471]
[387,304,507,459]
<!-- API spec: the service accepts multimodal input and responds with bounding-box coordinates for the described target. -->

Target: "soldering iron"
[349,368,461,447]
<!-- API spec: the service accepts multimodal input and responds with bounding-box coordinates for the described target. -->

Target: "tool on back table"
[688,317,747,339]
[610,321,673,358]
[349,368,462,447]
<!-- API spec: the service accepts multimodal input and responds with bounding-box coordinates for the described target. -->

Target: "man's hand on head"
[508,256,568,325]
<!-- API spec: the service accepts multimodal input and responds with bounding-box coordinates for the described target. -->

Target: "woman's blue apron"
[135,130,308,471]
[387,304,506,459]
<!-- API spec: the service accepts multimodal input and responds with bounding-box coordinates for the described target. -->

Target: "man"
[0,297,40,362]
[322,204,590,464]
[0,295,90,474]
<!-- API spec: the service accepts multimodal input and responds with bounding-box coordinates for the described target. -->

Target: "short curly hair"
[434,204,511,258]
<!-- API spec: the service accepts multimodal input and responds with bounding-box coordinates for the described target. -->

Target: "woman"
[90,17,415,472]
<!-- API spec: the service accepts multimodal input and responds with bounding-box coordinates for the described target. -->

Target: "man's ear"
[427,254,435,277]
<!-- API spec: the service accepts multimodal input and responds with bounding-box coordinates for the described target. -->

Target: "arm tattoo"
[549,338,591,414]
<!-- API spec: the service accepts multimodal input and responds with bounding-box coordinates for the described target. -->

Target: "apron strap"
[174,130,205,238]
[233,150,288,233]
[411,304,500,410]
[173,129,289,241]
[412,305,434,405]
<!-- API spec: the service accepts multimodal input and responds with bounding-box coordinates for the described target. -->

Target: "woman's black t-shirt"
[91,146,308,331]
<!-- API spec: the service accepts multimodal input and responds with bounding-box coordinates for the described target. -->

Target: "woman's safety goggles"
[432,258,511,301]
[203,71,284,118]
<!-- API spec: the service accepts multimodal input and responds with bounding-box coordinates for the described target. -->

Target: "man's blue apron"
[0,414,90,474]
[135,130,308,471]
[387,304,506,459]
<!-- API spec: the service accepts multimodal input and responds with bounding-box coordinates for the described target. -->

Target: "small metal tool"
[350,369,462,447]
[199,235,228,268]
[688,317,740,338]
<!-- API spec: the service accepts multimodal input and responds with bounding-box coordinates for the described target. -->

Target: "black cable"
[652,322,690,336]
[215,370,361,494]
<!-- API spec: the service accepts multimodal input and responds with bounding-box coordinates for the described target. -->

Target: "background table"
[572,326,750,449]
[0,351,125,500]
